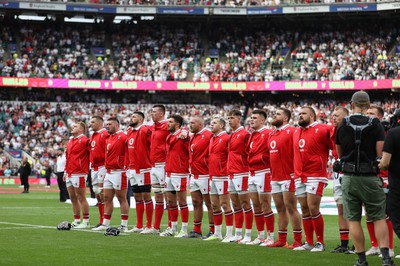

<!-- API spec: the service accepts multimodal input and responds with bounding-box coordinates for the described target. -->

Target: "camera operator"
[335,91,393,266]
[379,110,400,243]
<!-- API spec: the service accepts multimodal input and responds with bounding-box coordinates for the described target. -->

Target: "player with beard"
[267,108,302,248]
[245,109,274,245]
[227,110,251,243]
[160,115,190,237]
[186,116,214,239]
[293,106,333,252]
[89,116,108,229]
[126,112,155,234]
[203,117,233,242]
[330,106,354,253]
[93,117,129,231]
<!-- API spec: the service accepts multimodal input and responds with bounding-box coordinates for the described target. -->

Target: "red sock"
[74,214,80,220]
[312,213,324,244]
[180,205,189,223]
[264,211,275,235]
[145,200,154,229]
[366,220,378,247]
[214,211,223,226]
[255,212,264,233]
[225,210,234,227]
[234,209,243,229]
[244,208,253,230]
[302,216,314,245]
[209,223,215,233]
[340,228,349,241]
[170,205,179,222]
[121,214,128,222]
[387,219,394,249]
[293,229,302,243]
[278,230,287,242]
[194,219,202,234]
[83,213,89,220]
[104,214,111,220]
[98,202,104,224]
[153,201,164,230]
[136,201,144,229]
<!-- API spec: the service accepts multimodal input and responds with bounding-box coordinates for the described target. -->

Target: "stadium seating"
[1,19,399,82]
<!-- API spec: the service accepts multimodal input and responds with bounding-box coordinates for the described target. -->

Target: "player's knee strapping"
[152,185,165,194]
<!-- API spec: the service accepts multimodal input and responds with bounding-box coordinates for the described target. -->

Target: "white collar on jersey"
[303,121,318,129]
[172,128,182,136]
[195,128,207,135]
[214,131,226,137]
[232,126,244,133]
[72,134,85,139]
[94,128,106,134]
[276,124,290,131]
[255,126,268,132]
[111,130,123,136]
[132,124,144,131]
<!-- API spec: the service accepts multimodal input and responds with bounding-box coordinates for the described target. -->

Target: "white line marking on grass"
[0,222,150,235]
[0,222,55,229]
[0,226,48,230]
[0,222,103,233]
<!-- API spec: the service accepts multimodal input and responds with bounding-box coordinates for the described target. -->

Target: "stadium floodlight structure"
[113,16,132,23]
[64,16,101,24]
[18,13,48,21]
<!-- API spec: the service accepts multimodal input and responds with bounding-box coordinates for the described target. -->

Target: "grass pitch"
[0,185,398,266]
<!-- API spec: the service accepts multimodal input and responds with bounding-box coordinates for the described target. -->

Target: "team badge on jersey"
[299,139,305,148]
[270,140,276,149]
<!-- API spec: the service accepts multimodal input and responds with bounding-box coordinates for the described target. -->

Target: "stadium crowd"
[1,94,399,180]
[1,20,400,82]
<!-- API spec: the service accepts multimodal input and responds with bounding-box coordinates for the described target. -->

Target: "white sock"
[74,219,80,223]
[83,219,89,224]
[121,219,128,227]
[171,222,178,232]
[103,218,110,226]
[182,222,188,233]
[226,226,233,237]
[258,231,265,240]
[245,229,252,238]
[215,225,222,237]
[235,228,243,237]
[268,232,274,240]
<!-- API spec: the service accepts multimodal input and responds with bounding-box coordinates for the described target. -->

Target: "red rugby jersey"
[150,120,169,166]
[165,128,190,174]
[126,125,152,173]
[227,126,250,175]
[66,134,90,175]
[247,127,271,172]
[89,128,108,169]
[268,124,295,181]
[209,131,229,178]
[105,130,127,172]
[293,122,333,183]
[189,128,212,176]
